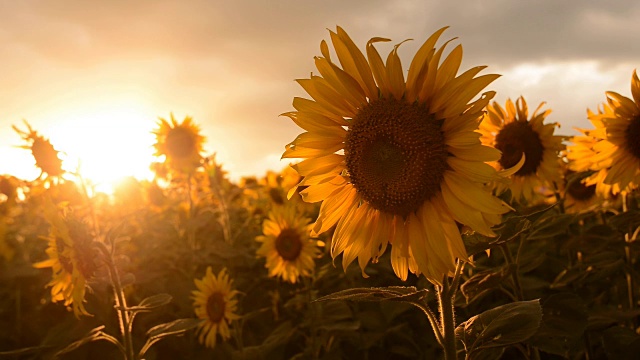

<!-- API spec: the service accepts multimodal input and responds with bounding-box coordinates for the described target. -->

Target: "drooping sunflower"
[192,267,240,349]
[34,199,98,317]
[13,120,64,178]
[479,97,565,202]
[562,170,600,213]
[256,206,322,283]
[153,114,205,174]
[573,70,640,193]
[282,26,513,283]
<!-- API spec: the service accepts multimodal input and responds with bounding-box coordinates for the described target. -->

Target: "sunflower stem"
[186,174,196,249]
[500,242,524,301]
[100,245,135,360]
[437,275,458,360]
[621,192,637,328]
[209,167,232,244]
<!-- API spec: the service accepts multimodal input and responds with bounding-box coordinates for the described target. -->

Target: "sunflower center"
[166,127,196,158]
[625,115,640,160]
[344,97,448,218]
[268,188,285,205]
[495,121,544,176]
[206,292,226,323]
[567,179,596,201]
[275,228,303,261]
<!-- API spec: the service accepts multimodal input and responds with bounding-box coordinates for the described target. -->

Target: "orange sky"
[1,1,638,190]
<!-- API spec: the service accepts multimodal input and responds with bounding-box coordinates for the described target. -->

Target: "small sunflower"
[256,206,321,283]
[13,120,64,178]
[192,267,240,349]
[153,114,205,174]
[574,70,640,193]
[562,170,600,213]
[282,26,513,283]
[33,199,98,317]
[480,97,565,202]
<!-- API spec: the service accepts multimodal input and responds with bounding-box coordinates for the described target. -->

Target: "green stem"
[438,276,457,360]
[99,245,135,360]
[500,243,524,301]
[413,300,444,347]
[621,192,637,328]
[210,171,231,244]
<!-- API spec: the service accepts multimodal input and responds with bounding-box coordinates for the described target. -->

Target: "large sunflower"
[282,26,512,283]
[479,97,565,202]
[192,267,240,349]
[256,206,321,283]
[13,120,64,178]
[153,114,205,174]
[573,70,640,193]
[34,199,97,317]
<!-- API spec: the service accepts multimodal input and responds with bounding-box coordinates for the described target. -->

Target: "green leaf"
[314,286,428,303]
[456,300,542,356]
[127,293,173,313]
[145,318,204,338]
[527,213,578,240]
[460,268,508,304]
[54,326,124,357]
[140,318,204,357]
[527,293,588,356]
[602,326,640,359]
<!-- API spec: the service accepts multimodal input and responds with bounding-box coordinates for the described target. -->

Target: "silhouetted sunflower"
[282,26,512,283]
[153,114,205,174]
[34,200,97,317]
[13,121,64,178]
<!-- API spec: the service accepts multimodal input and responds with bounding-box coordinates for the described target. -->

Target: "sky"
[1,0,639,189]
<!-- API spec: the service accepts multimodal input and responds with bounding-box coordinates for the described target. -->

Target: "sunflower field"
[1,26,640,360]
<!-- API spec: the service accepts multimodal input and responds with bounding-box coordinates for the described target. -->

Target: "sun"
[37,98,158,193]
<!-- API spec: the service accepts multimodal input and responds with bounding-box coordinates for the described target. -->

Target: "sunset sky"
[1,0,638,188]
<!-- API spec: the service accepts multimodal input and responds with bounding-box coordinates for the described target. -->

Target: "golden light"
[40,97,157,194]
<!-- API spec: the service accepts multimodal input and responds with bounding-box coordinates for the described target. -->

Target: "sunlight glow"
[42,98,157,194]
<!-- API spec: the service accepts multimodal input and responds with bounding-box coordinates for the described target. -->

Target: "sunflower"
[153,114,205,174]
[256,206,322,283]
[566,118,621,198]
[34,199,97,317]
[572,70,640,193]
[562,170,600,213]
[479,97,565,203]
[282,26,513,283]
[13,120,64,178]
[192,267,240,349]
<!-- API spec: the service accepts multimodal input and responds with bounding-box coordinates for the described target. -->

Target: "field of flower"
[1,27,639,360]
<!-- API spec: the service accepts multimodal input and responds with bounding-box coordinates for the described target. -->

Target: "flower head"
[282,26,512,283]
[480,97,565,202]
[568,70,640,194]
[192,267,240,349]
[13,121,64,178]
[153,114,205,174]
[256,206,322,283]
[34,199,98,317]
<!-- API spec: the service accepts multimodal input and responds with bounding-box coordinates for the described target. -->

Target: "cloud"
[1,0,638,180]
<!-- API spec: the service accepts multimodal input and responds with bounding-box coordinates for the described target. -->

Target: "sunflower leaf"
[127,293,173,313]
[456,300,542,356]
[314,286,428,303]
